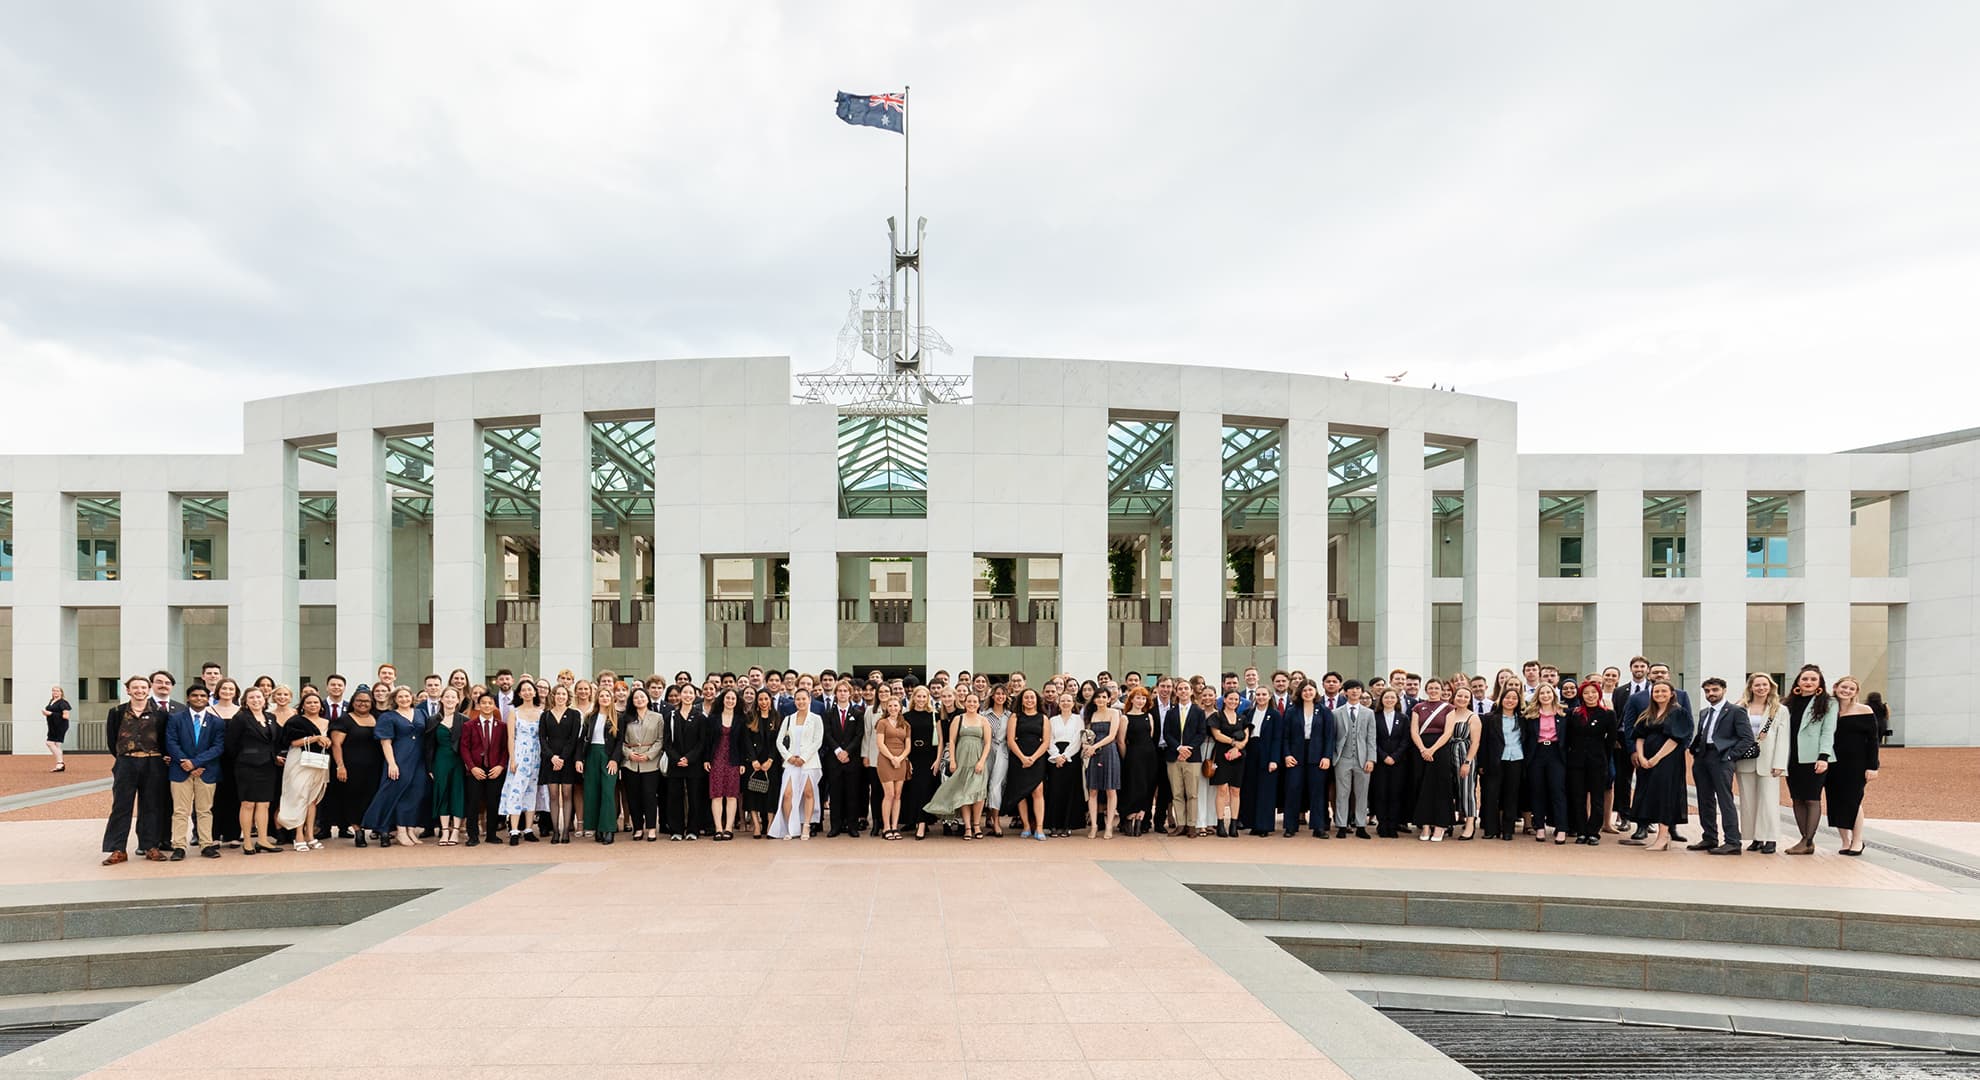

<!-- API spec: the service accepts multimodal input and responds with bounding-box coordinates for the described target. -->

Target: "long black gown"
[1120,710,1160,821]
[1631,718,1688,827]
[901,709,941,829]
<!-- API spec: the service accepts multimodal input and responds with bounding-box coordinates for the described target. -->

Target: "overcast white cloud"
[3,2,1976,456]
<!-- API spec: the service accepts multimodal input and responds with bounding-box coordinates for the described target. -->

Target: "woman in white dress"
[770,688,824,840]
[499,678,544,845]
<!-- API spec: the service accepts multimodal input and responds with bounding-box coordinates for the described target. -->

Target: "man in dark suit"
[165,683,225,860]
[458,694,509,846]
[1150,678,1183,833]
[667,694,707,839]
[820,683,864,836]
[1688,677,1752,855]
[1162,684,1210,835]
[148,670,185,719]
[103,676,172,865]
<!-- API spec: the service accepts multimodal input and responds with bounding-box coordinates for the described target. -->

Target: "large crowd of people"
[77,656,1887,864]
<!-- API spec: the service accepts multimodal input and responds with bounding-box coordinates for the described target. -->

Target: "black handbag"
[1736,717,1770,760]
[746,770,771,794]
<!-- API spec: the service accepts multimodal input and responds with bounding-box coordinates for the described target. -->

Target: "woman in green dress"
[429,686,467,846]
[924,691,993,839]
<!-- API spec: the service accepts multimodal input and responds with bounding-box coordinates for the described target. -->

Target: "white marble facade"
[3,357,1976,745]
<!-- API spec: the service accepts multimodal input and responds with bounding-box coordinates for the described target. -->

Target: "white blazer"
[778,713,824,771]
[1737,702,1793,774]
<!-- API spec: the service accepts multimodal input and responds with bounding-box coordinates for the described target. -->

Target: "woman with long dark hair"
[1477,685,1525,842]
[498,678,544,846]
[619,685,665,842]
[577,684,623,844]
[703,687,746,841]
[1783,664,1838,855]
[1207,689,1249,838]
[1623,680,1692,852]
[1409,679,1458,843]
[1564,680,1619,845]
[329,684,382,846]
[1005,687,1048,840]
[743,689,782,839]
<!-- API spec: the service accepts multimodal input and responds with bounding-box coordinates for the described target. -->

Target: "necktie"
[193,712,203,741]
[483,718,492,748]
[1703,706,1717,747]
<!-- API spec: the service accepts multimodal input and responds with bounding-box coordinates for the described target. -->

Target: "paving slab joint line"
[1099,860,1482,1080]
[0,863,544,1080]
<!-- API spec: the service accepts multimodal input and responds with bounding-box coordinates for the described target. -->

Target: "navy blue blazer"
[1278,703,1338,765]
[165,707,226,784]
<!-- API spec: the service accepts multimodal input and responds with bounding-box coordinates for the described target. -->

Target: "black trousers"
[464,775,503,839]
[668,769,707,835]
[626,769,661,831]
[103,755,169,854]
[1693,751,1739,845]
[1153,756,1175,828]
[1528,744,1568,831]
[1370,759,1407,835]
[864,765,882,831]
[1567,758,1607,837]
[1481,759,1525,836]
[823,758,860,834]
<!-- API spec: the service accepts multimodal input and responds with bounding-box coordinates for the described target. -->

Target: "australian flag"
[835,91,905,133]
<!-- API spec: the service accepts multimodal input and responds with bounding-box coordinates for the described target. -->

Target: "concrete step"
[1331,972,1980,1054]
[0,927,325,997]
[1255,917,1980,1017]
[0,888,425,945]
[0,983,182,1027]
[1197,880,1980,961]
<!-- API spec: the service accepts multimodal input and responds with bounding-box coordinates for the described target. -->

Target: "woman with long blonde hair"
[1828,676,1881,857]
[1736,673,1788,853]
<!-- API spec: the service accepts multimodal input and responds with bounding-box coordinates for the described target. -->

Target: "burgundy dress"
[708,721,741,799]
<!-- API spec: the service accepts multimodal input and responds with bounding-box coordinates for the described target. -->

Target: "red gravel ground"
[6,747,1977,822]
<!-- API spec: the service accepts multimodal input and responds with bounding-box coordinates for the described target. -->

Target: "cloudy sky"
[3,3,1975,456]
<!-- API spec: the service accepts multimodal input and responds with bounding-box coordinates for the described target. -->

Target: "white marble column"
[1515,485,1542,665]
[430,419,486,676]
[1276,418,1330,674]
[1374,426,1428,674]
[1462,436,1519,674]
[9,482,77,751]
[1172,409,1224,679]
[233,438,300,684]
[1588,487,1643,672]
[786,550,838,675]
[925,550,974,675]
[1059,407,1110,677]
[484,523,505,622]
[1789,478,1852,674]
[1689,486,1747,686]
[336,428,393,677]
[119,489,181,681]
[649,402,702,673]
[538,411,594,680]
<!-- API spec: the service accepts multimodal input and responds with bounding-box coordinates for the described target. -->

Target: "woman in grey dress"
[980,683,1013,837]
[1083,685,1123,839]
[1448,684,1481,840]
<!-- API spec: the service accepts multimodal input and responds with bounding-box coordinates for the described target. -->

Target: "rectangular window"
[185,537,215,580]
[77,538,119,581]
[1556,536,1583,578]
[1746,535,1789,578]
[1647,535,1686,578]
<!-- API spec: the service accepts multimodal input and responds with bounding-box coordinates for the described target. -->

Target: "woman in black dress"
[901,684,945,840]
[1828,676,1880,857]
[1783,664,1838,855]
[538,684,583,844]
[231,685,286,855]
[1207,689,1250,838]
[1043,691,1086,836]
[1118,686,1161,837]
[329,685,383,846]
[1005,688,1049,839]
[1563,680,1620,845]
[1623,680,1692,852]
[208,678,244,845]
[42,685,71,772]
[1409,679,1458,843]
[743,690,783,839]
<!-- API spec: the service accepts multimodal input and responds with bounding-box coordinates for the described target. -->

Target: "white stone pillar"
[1588,487,1643,672]
[336,428,393,678]
[10,483,77,752]
[1278,418,1330,674]
[1374,426,1428,674]
[786,550,838,674]
[649,400,702,674]
[431,419,486,676]
[484,524,504,622]
[119,489,181,681]
[1690,486,1747,686]
[1172,409,1224,678]
[617,520,636,622]
[1143,525,1163,609]
[1462,436,1519,675]
[1515,485,1542,665]
[1789,480,1852,674]
[234,438,300,684]
[1059,408,1110,677]
[538,411,593,680]
[1014,557,1032,620]
[925,550,974,675]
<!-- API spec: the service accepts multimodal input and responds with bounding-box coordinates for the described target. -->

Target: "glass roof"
[839,414,928,518]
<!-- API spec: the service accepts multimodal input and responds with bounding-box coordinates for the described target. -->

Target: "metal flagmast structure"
[799,84,968,413]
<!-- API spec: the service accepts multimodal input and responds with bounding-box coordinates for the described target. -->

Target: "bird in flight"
[1386,371,1407,383]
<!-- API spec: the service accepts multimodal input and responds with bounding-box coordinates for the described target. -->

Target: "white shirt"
[1048,714,1083,762]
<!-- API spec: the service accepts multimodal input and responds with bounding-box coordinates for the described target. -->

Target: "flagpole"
[902,84,912,369]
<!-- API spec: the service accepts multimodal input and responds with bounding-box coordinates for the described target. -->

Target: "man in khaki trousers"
[1165,687,1212,835]
[164,684,225,860]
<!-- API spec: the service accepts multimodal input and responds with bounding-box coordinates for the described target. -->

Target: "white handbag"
[295,749,331,771]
